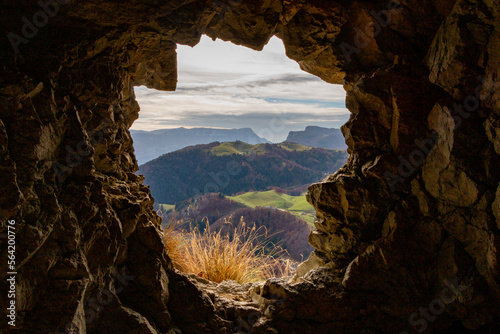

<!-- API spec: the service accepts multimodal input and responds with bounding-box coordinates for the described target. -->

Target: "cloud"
[176,73,319,93]
[132,35,350,142]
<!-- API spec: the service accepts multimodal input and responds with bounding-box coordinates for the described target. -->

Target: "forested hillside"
[212,207,313,261]
[139,141,348,204]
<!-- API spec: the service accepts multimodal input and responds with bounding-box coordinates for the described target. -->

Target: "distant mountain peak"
[131,127,270,165]
[304,125,328,130]
[285,126,347,150]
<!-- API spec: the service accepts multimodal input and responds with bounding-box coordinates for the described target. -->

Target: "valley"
[138,128,347,276]
[228,190,316,227]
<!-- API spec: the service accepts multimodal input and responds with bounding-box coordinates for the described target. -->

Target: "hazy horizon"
[130,124,343,142]
[132,35,349,142]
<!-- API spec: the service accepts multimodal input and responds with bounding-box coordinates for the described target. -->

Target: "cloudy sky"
[132,35,349,142]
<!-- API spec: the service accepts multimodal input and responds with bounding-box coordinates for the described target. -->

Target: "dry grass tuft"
[163,219,190,272]
[163,218,295,283]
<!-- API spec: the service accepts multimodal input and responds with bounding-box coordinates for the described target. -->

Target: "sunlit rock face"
[0,0,498,333]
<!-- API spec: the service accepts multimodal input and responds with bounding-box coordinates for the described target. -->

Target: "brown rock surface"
[0,0,499,333]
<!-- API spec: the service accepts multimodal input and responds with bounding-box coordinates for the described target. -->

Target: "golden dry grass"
[163,218,295,283]
[162,219,191,272]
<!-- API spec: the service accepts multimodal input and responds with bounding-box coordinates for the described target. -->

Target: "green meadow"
[228,190,316,228]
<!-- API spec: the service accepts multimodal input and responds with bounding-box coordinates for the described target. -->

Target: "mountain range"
[131,126,347,164]
[131,127,270,165]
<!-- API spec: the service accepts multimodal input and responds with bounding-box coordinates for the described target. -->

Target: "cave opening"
[2,0,499,332]
[131,35,350,283]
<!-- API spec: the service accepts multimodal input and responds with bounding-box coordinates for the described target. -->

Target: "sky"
[132,35,350,142]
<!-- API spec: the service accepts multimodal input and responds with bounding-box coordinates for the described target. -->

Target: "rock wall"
[0,0,498,333]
